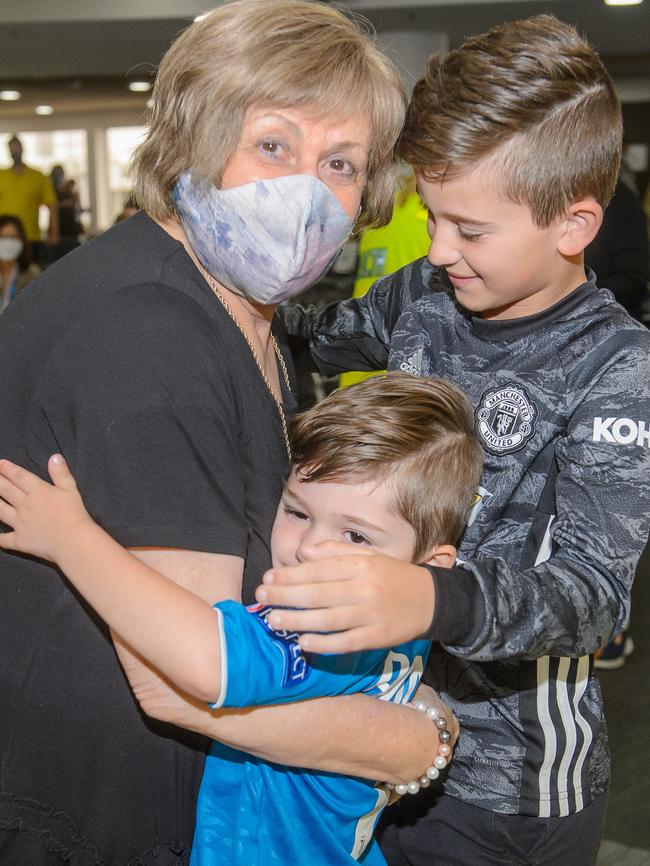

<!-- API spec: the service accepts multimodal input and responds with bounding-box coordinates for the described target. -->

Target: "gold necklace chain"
[206,275,292,462]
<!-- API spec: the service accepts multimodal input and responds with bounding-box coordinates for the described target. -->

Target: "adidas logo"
[399,348,423,375]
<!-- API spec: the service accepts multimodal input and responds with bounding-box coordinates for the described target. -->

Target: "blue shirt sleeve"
[210,600,428,709]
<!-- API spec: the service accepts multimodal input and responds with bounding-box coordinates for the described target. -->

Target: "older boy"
[0,373,482,865]
[267,15,650,865]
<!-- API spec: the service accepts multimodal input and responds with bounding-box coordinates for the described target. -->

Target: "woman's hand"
[0,454,92,563]
[256,541,436,654]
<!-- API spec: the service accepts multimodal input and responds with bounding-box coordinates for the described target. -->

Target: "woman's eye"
[345,530,369,546]
[323,156,360,182]
[331,157,352,173]
[258,139,286,160]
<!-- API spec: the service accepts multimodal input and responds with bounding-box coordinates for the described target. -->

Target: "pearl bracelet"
[388,700,453,796]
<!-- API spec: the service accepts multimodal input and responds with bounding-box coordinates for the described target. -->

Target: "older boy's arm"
[280,260,434,375]
[259,333,650,660]
[431,334,650,661]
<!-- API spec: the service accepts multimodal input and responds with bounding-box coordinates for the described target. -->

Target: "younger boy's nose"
[296,528,330,563]
[296,537,318,563]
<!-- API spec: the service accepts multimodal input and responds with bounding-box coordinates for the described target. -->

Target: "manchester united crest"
[476,384,537,454]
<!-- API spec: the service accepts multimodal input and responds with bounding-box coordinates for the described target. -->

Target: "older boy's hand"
[255,542,435,653]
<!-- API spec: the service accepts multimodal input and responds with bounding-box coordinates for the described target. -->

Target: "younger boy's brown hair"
[399,14,622,227]
[290,373,483,560]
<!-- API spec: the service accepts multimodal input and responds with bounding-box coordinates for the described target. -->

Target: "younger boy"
[0,372,483,866]
[271,15,650,865]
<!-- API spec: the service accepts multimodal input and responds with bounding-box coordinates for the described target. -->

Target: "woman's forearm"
[122,643,443,783]
[203,694,442,783]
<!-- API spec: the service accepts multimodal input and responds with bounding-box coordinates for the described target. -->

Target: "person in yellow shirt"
[0,136,59,267]
[340,170,431,388]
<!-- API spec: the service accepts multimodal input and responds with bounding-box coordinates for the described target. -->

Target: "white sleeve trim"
[208,605,229,709]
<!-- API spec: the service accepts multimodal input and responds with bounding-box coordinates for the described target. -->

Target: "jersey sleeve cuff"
[208,605,229,710]
[419,564,486,646]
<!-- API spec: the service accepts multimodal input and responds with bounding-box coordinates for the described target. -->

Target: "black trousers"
[377,788,608,866]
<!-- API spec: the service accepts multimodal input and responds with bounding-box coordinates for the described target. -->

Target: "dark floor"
[596,542,650,864]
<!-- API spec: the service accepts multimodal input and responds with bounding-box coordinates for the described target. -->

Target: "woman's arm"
[0,456,457,782]
[116,641,455,784]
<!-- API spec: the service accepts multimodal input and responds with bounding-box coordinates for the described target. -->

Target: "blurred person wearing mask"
[0,214,40,311]
[0,3,450,865]
[0,136,59,267]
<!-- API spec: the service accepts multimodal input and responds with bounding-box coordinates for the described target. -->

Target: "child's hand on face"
[0,455,92,563]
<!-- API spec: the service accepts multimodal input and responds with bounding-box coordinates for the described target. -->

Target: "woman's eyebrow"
[253,113,301,135]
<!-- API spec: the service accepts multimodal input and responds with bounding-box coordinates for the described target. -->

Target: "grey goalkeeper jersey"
[283,260,650,817]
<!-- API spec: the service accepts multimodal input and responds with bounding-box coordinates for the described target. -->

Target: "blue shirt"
[190,600,430,865]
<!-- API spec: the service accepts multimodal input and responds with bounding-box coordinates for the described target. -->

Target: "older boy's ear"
[557,198,603,257]
[420,544,456,569]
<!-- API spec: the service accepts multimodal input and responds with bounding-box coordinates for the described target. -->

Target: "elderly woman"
[0,2,451,864]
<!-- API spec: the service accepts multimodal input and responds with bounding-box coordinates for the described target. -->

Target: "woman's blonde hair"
[290,373,483,558]
[131,0,406,230]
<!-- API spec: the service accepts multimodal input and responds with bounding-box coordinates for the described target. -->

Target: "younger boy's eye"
[284,505,309,522]
[345,530,369,546]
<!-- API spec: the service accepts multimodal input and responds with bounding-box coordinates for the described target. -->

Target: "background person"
[113,192,140,223]
[0,136,59,267]
[586,173,649,670]
[50,164,84,260]
[0,3,448,864]
[584,176,649,324]
[0,214,40,311]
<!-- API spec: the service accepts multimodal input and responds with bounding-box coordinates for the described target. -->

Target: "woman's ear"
[420,543,456,570]
[556,198,603,257]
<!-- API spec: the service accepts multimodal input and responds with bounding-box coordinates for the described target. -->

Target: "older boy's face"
[417,169,582,320]
[270,469,417,567]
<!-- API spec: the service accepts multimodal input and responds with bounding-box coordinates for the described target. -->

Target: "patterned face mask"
[173,170,355,305]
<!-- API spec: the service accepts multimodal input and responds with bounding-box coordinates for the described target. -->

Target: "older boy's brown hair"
[290,373,483,560]
[400,15,622,227]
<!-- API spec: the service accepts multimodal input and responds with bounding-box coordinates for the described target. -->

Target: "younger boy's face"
[271,469,418,567]
[417,168,583,320]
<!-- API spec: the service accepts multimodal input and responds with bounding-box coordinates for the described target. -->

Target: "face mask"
[0,238,23,262]
[173,170,355,305]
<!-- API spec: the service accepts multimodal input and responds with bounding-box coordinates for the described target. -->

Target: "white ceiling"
[0,0,648,119]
